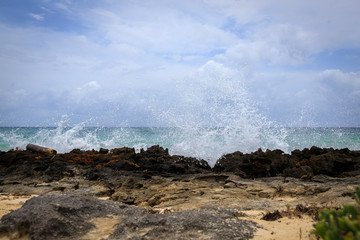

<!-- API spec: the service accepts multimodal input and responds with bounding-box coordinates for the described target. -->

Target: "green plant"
[313,187,360,240]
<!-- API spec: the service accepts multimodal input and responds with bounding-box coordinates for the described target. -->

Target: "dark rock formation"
[0,193,146,240]
[214,147,360,178]
[135,145,211,175]
[292,147,360,176]
[0,146,212,186]
[213,148,297,178]
[0,146,359,185]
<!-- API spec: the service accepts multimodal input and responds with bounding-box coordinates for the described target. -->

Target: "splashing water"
[147,61,289,164]
[0,125,172,154]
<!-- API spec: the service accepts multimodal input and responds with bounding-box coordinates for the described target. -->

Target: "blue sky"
[0,0,360,127]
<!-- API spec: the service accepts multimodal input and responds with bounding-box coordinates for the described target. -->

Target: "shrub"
[313,187,360,240]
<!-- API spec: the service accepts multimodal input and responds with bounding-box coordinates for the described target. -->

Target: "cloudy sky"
[0,0,359,127]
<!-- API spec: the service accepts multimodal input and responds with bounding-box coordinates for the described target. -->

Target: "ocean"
[1,125,359,166]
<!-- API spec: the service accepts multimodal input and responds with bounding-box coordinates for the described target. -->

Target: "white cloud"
[208,0,360,49]
[320,69,360,88]
[89,6,236,57]
[53,0,73,12]
[29,13,44,21]
[206,0,360,73]
[227,27,310,68]
[77,81,100,91]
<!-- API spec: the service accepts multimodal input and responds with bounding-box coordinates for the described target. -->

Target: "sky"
[0,0,360,127]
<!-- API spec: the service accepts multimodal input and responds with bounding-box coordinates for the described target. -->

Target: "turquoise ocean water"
[1,125,359,166]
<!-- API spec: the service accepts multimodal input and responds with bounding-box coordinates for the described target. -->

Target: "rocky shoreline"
[0,145,359,239]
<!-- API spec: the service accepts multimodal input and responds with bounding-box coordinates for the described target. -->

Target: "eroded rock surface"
[0,193,259,240]
[0,193,146,240]
[110,206,259,240]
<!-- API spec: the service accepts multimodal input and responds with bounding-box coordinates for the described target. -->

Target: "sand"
[243,210,316,240]
[0,193,36,218]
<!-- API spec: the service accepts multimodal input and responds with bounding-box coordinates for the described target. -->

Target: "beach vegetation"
[313,187,360,240]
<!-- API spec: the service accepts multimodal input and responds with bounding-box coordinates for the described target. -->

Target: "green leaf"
[314,222,327,238]
[345,217,358,232]
[339,217,351,231]
[354,187,360,205]
[344,205,358,220]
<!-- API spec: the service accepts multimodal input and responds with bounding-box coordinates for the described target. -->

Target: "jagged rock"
[214,149,292,178]
[0,193,146,240]
[111,147,136,159]
[294,148,360,176]
[214,147,360,178]
[140,145,169,155]
[134,145,211,175]
[0,146,359,184]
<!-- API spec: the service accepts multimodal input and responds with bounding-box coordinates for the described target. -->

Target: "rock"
[140,145,169,155]
[111,147,136,159]
[109,206,259,240]
[261,210,282,221]
[283,166,313,178]
[214,149,291,178]
[0,192,146,240]
[295,148,360,176]
[214,147,360,178]
[0,146,213,187]
[134,146,211,175]
[0,193,259,240]
[1,146,359,181]
[99,148,109,154]
[110,191,136,205]
[86,167,115,181]
[70,148,82,154]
